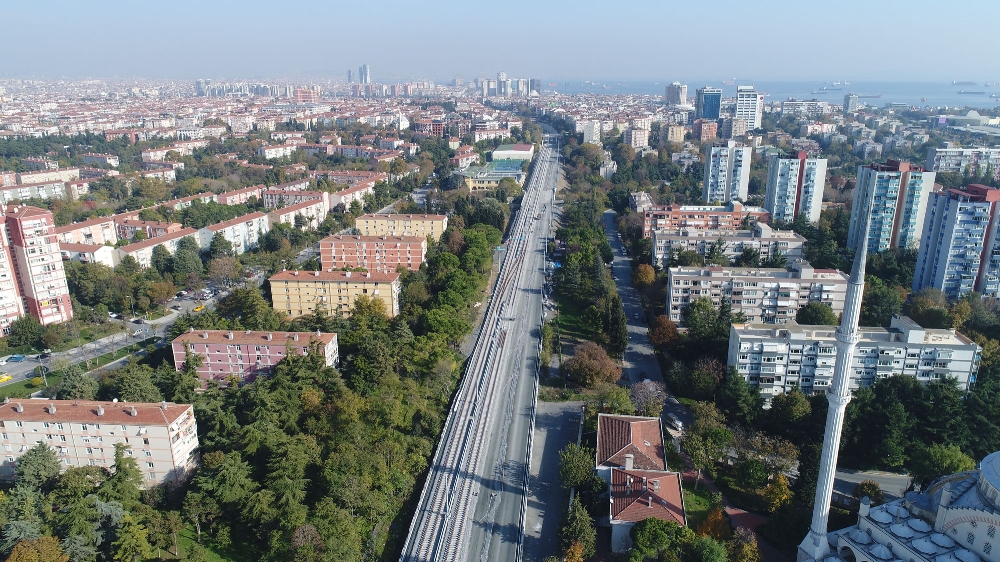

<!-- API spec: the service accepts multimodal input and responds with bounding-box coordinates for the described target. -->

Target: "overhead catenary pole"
[797,191,874,562]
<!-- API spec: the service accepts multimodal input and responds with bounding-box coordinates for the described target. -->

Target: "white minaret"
[797,193,873,562]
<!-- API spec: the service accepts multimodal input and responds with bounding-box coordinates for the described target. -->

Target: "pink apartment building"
[641,201,771,238]
[319,235,427,272]
[171,329,338,383]
[115,219,184,241]
[262,189,328,211]
[5,206,73,326]
[217,185,264,205]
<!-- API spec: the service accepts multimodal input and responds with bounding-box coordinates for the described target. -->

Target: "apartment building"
[355,214,448,242]
[81,153,119,167]
[727,315,981,401]
[196,212,269,254]
[0,233,22,334]
[623,129,650,149]
[59,243,117,269]
[720,118,747,140]
[262,189,328,211]
[450,145,480,169]
[55,216,118,246]
[735,85,764,130]
[267,200,327,230]
[319,235,427,272]
[848,160,935,253]
[5,206,73,326]
[630,192,655,214]
[269,269,401,318]
[217,185,264,206]
[171,328,338,383]
[764,151,828,224]
[115,228,200,269]
[492,143,535,160]
[328,183,374,209]
[652,223,806,267]
[257,144,298,160]
[641,201,770,238]
[115,219,183,241]
[703,141,751,203]
[913,184,1000,299]
[0,399,199,486]
[667,260,848,324]
[664,124,686,144]
[692,119,717,142]
[583,121,602,145]
[16,168,79,185]
[926,145,1000,182]
[0,180,69,204]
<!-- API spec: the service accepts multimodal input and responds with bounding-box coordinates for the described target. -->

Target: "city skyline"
[3,0,999,81]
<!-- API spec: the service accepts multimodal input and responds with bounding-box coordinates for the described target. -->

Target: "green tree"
[5,536,68,562]
[99,444,143,508]
[796,302,839,325]
[208,231,234,259]
[112,514,152,562]
[606,295,629,357]
[734,247,760,267]
[728,527,761,562]
[762,474,793,513]
[852,479,885,506]
[908,443,975,490]
[676,250,706,266]
[716,367,762,426]
[172,249,203,278]
[8,315,43,348]
[560,497,596,559]
[14,444,61,492]
[150,244,173,275]
[109,362,163,403]
[630,518,696,562]
[183,492,220,544]
[689,536,728,562]
[558,444,595,489]
[861,276,902,327]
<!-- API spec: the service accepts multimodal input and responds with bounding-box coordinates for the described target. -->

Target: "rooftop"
[609,468,685,525]
[172,329,335,347]
[0,399,191,426]
[357,213,447,221]
[320,234,425,244]
[269,269,400,283]
[596,414,667,471]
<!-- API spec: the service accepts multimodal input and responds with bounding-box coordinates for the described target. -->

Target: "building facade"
[115,229,200,269]
[641,201,770,238]
[354,214,448,242]
[727,315,981,401]
[926,145,1000,182]
[269,269,401,318]
[665,82,687,105]
[5,206,73,326]
[196,212,269,254]
[55,217,118,246]
[913,184,1000,299]
[764,151,828,224]
[695,87,722,120]
[703,141,752,203]
[735,85,764,130]
[0,400,199,486]
[623,129,650,149]
[319,235,427,272]
[652,223,806,267]
[171,328,338,383]
[848,160,935,253]
[664,124,686,144]
[668,260,849,324]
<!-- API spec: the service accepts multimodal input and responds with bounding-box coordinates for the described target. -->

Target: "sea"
[547,80,1000,111]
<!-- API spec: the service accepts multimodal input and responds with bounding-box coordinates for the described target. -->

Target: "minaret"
[797,193,873,562]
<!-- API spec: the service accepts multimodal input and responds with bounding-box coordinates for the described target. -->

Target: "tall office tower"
[347,69,353,83]
[703,141,751,203]
[695,87,722,120]
[359,64,371,84]
[764,151,828,224]
[665,82,687,105]
[5,206,72,326]
[798,193,872,562]
[913,184,1000,299]
[735,85,764,130]
[847,160,935,254]
[843,93,859,115]
[528,79,540,95]
[194,79,206,96]
[497,71,506,83]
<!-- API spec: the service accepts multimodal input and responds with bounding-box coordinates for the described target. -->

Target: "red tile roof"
[172,329,335,347]
[596,414,667,471]
[609,468,685,525]
[0,399,192,426]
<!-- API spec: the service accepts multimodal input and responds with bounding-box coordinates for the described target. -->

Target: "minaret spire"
[797,191,873,562]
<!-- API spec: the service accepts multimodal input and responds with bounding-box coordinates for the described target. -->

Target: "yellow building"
[354,214,448,242]
[269,269,401,318]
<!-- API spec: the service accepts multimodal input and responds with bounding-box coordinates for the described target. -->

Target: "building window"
[147,462,154,468]
[145,451,151,457]
[968,533,975,545]
[985,543,992,555]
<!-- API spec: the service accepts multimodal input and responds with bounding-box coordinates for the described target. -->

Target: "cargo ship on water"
[953,81,978,85]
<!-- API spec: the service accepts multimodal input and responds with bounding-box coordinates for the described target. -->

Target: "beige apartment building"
[354,214,448,242]
[269,269,401,318]
[0,400,199,486]
[667,259,849,324]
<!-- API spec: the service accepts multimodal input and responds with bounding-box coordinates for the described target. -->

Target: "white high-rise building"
[735,85,764,130]
[703,140,751,203]
[583,121,602,145]
[847,160,935,253]
[665,82,687,105]
[359,64,371,84]
[764,151,828,224]
[913,183,1000,300]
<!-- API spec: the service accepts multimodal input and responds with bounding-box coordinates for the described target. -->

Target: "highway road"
[400,134,558,562]
[602,210,691,432]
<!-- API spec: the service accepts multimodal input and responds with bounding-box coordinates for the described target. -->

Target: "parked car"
[0,374,11,383]
[633,312,640,320]
[666,413,683,431]
[8,355,25,363]
[132,330,143,336]
[37,353,51,360]
[171,305,182,310]
[193,305,205,312]
[132,318,144,324]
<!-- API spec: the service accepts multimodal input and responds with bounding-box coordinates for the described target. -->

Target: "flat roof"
[269,269,399,283]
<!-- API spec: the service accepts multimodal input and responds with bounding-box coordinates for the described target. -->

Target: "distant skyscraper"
[695,87,722,120]
[347,69,353,83]
[359,64,371,84]
[703,141,751,203]
[847,160,935,253]
[843,93,859,114]
[529,79,540,95]
[497,71,507,82]
[765,151,828,224]
[913,183,1000,299]
[735,85,764,130]
[665,82,687,105]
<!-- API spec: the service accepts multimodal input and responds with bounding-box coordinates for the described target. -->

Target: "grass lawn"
[683,482,716,529]
[556,297,597,343]
[665,446,685,473]
[538,384,587,402]
[174,526,232,561]
[677,397,699,408]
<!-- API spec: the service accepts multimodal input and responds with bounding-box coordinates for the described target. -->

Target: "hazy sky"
[3,0,999,82]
